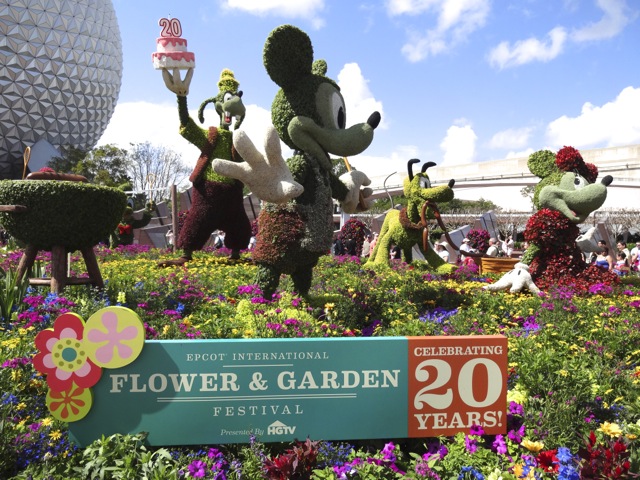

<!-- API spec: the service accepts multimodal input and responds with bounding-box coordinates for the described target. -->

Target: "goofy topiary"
[211,25,379,298]
[159,68,251,265]
[366,159,456,272]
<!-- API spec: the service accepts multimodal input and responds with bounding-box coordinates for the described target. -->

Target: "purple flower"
[464,435,477,453]
[188,460,207,478]
[381,441,396,461]
[508,423,525,443]
[493,434,507,455]
[509,401,524,416]
[588,283,613,295]
[469,424,484,436]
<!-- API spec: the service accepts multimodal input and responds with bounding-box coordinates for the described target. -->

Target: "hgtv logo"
[268,421,296,435]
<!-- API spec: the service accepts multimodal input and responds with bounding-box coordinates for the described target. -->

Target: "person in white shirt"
[617,241,630,261]
[500,236,514,257]
[630,242,640,272]
[435,242,449,262]
[486,237,499,257]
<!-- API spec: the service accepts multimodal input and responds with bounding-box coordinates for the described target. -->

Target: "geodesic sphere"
[0,0,123,178]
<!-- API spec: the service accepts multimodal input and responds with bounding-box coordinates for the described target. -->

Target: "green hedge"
[0,180,126,251]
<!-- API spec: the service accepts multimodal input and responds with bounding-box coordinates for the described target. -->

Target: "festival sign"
[32,308,507,446]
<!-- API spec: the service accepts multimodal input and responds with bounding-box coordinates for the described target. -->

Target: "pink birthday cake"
[152,18,195,70]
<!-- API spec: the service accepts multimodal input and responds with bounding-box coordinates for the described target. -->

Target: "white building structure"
[368,144,640,213]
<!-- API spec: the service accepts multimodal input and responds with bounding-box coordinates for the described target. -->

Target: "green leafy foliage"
[0,180,126,250]
[0,267,29,322]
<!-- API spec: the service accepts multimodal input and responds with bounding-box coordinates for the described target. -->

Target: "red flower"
[555,146,583,172]
[555,146,598,183]
[536,449,559,472]
[118,223,133,235]
[33,313,102,392]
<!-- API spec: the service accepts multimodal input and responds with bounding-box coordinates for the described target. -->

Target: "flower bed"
[1,246,639,478]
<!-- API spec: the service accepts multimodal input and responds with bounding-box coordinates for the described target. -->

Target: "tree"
[520,185,535,211]
[78,145,131,187]
[48,146,87,174]
[48,144,131,188]
[126,142,190,204]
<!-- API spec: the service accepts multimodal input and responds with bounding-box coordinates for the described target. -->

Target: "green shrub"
[0,180,126,251]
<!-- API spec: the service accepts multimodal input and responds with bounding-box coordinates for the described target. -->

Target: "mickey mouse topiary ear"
[263,25,314,89]
[312,59,327,76]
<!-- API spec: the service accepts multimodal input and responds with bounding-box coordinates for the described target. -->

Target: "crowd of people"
[328,227,640,278]
[587,239,640,276]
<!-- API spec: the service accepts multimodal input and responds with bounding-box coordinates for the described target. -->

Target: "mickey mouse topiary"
[211,25,380,298]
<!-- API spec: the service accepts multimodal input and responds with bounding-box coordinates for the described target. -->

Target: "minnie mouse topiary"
[486,146,616,294]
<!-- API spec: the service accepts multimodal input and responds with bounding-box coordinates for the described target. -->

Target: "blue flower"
[458,465,484,479]
[556,446,573,463]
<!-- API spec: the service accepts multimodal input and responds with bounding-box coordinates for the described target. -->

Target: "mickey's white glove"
[339,170,373,213]
[211,126,303,203]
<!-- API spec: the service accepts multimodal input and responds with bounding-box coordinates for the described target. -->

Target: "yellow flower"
[41,417,53,427]
[598,421,622,437]
[513,464,535,478]
[49,430,62,440]
[521,438,544,452]
[558,369,569,377]
[117,291,126,303]
[507,387,527,405]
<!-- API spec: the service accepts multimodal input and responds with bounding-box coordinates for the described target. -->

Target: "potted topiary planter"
[0,179,127,292]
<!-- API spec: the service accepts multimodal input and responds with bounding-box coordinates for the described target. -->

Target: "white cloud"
[505,148,535,160]
[337,63,387,130]
[439,122,477,166]
[98,101,284,169]
[349,145,419,187]
[488,0,636,69]
[389,0,490,62]
[222,0,326,28]
[386,0,440,16]
[488,127,534,150]
[571,0,634,42]
[546,86,640,148]
[488,26,567,69]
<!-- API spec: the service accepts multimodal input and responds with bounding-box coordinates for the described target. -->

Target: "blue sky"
[100,0,640,184]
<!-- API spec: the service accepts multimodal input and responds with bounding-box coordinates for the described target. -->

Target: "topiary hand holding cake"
[212,25,380,298]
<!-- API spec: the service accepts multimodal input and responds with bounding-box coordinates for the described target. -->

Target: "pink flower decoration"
[33,313,102,392]
[86,310,139,364]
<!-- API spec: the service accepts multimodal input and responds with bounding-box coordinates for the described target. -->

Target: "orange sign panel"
[407,335,507,437]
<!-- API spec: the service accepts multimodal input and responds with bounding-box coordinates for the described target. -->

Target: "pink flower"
[86,310,138,364]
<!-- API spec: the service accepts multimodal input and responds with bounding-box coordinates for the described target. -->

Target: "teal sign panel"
[69,338,409,446]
